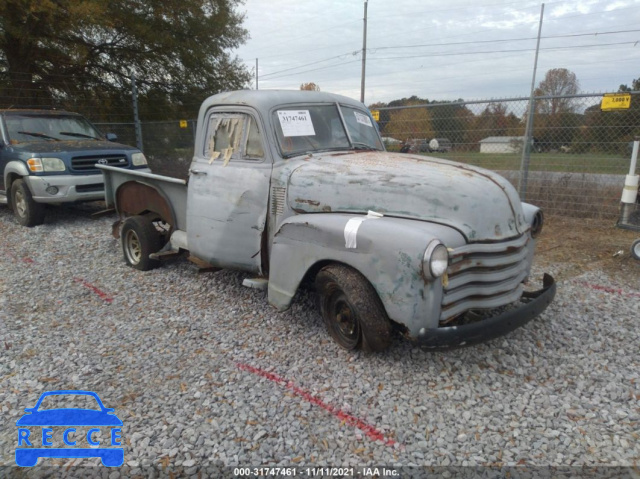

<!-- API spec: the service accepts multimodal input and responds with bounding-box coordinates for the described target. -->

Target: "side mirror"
[105,133,118,142]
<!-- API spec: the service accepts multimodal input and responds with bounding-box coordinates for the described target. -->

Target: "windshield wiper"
[59,131,101,140]
[17,131,60,141]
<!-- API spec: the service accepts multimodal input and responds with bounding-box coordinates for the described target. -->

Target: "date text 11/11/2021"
[233,467,399,477]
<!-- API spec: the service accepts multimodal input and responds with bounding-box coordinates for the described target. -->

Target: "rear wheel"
[316,264,392,352]
[121,215,163,271]
[11,179,45,227]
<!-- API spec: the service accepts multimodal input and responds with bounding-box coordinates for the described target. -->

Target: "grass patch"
[419,151,631,175]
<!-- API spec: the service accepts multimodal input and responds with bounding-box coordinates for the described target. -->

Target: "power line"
[259,51,359,79]
[369,29,640,51]
[261,59,361,81]
[256,27,640,82]
[367,41,640,62]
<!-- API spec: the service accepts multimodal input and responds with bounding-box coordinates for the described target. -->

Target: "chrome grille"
[441,234,531,323]
[71,155,129,172]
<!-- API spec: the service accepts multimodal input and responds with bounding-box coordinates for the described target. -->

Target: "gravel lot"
[0,202,639,477]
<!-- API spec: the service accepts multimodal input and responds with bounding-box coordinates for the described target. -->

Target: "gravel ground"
[0,202,639,477]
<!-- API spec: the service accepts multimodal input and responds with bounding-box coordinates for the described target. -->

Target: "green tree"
[427,100,474,148]
[619,77,640,92]
[384,105,434,142]
[468,103,521,147]
[0,0,250,119]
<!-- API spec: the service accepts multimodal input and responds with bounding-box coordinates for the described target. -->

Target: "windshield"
[4,113,103,144]
[273,104,383,158]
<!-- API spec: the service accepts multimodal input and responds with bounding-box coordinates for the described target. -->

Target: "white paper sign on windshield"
[354,111,373,127]
[277,110,316,137]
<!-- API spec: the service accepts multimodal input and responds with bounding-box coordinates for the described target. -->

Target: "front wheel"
[11,179,45,227]
[121,215,164,271]
[316,264,392,352]
[632,239,640,261]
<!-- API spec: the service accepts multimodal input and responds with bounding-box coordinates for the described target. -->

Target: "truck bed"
[97,164,188,230]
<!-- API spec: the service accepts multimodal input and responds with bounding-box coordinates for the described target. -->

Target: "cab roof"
[198,90,367,122]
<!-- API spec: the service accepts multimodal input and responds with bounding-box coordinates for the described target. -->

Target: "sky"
[233,0,640,106]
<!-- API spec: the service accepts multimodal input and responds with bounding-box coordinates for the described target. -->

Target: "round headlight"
[423,240,449,279]
[531,210,544,238]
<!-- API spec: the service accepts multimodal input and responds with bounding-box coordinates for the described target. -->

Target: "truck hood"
[287,151,527,241]
[9,140,138,155]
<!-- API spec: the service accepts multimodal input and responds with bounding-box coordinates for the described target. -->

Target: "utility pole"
[518,3,545,201]
[256,58,259,90]
[360,0,368,104]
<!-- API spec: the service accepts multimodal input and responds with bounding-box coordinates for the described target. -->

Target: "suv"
[0,109,148,226]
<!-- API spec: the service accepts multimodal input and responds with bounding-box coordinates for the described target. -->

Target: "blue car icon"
[16,390,123,467]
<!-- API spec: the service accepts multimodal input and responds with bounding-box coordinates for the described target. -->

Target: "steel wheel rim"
[328,292,360,348]
[124,229,142,264]
[14,189,27,217]
[634,241,640,258]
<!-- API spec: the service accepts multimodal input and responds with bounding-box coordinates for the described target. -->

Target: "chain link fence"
[4,83,637,218]
[377,92,640,218]
[95,120,197,180]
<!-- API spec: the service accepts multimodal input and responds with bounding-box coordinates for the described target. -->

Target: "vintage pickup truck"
[99,90,556,352]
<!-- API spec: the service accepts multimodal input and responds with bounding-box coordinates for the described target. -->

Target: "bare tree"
[535,68,580,115]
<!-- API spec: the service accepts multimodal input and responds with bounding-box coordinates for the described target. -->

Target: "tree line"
[371,69,640,155]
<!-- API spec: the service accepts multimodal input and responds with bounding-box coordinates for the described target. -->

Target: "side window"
[245,116,264,159]
[203,113,264,163]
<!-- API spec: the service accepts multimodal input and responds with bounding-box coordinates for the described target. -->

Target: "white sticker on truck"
[278,110,316,137]
[354,111,373,127]
[344,211,384,249]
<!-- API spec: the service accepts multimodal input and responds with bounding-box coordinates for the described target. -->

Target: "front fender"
[268,213,466,333]
[4,161,29,189]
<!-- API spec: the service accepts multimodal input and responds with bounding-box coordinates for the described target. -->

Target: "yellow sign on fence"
[601,93,631,111]
[370,110,380,121]
[179,120,188,128]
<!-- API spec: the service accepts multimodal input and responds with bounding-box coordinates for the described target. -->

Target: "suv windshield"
[4,113,103,144]
[273,104,383,158]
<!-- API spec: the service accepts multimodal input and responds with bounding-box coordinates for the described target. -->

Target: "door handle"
[189,169,207,176]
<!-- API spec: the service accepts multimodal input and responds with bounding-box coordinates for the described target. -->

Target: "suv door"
[186,110,272,274]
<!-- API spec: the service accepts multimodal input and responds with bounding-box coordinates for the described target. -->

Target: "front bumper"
[24,174,105,203]
[416,274,556,349]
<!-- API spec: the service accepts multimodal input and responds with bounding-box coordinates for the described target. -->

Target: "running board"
[0,195,7,205]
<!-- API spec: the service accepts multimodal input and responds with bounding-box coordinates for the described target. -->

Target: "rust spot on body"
[294,198,320,207]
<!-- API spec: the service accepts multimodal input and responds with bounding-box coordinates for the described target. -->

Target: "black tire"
[120,215,163,271]
[316,264,392,352]
[631,239,640,261]
[10,179,45,227]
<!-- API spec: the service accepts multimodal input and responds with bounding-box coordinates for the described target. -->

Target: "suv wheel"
[11,179,46,227]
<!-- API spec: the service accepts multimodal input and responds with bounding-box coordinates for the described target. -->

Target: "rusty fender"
[268,213,466,333]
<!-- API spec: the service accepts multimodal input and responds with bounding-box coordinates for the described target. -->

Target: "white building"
[479,136,526,154]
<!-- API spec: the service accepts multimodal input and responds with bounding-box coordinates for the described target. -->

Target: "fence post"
[518,2,545,201]
[131,72,144,152]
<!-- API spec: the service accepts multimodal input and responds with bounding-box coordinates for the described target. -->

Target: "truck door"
[186,110,271,274]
